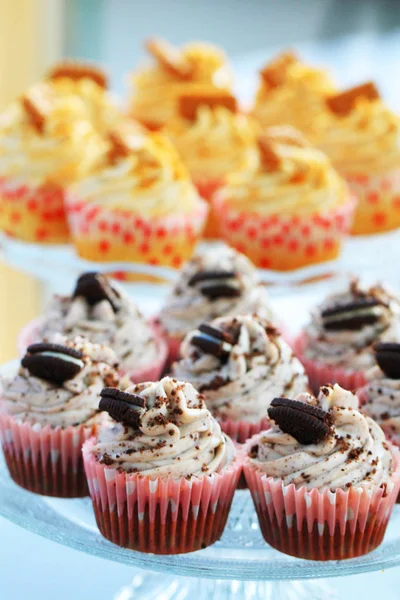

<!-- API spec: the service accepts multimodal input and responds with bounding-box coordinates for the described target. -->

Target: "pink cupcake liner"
[243,439,400,560]
[82,438,242,554]
[218,416,270,445]
[150,318,183,367]
[293,333,368,395]
[17,317,167,383]
[0,412,94,497]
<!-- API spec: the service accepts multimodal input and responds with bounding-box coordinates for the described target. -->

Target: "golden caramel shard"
[260,50,297,89]
[326,82,380,116]
[48,61,108,89]
[21,83,53,134]
[178,89,237,121]
[145,37,193,80]
[258,135,281,172]
[107,124,145,163]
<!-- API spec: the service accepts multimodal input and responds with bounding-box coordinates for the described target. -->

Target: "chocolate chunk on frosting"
[268,397,333,445]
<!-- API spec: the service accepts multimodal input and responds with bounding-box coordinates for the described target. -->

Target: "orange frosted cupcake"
[46,60,122,135]
[0,83,104,243]
[252,50,336,141]
[129,37,233,130]
[214,126,355,271]
[317,82,400,235]
[66,122,207,268]
[166,88,256,237]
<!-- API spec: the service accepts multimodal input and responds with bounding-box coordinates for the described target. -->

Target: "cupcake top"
[302,280,400,369]
[0,83,104,187]
[172,314,308,424]
[250,384,393,491]
[317,82,400,174]
[68,122,201,217]
[91,377,235,479]
[129,37,233,128]
[38,272,159,373]
[165,87,256,182]
[252,51,336,140]
[0,338,120,428]
[158,245,275,339]
[217,125,348,216]
[362,342,400,443]
[46,60,121,135]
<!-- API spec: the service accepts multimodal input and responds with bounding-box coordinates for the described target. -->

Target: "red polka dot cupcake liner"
[65,193,208,270]
[82,438,242,554]
[243,435,400,560]
[195,178,224,239]
[0,412,94,497]
[17,317,168,384]
[213,193,356,271]
[0,177,70,243]
[293,333,368,395]
[345,168,400,235]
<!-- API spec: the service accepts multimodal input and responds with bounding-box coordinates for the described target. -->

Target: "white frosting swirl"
[39,281,158,373]
[251,384,393,490]
[158,245,275,339]
[92,377,235,479]
[302,282,400,369]
[362,367,400,445]
[173,314,309,424]
[0,338,120,428]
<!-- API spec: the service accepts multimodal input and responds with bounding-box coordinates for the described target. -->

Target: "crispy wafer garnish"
[326,82,380,116]
[258,135,281,172]
[260,50,297,89]
[107,124,145,163]
[21,83,53,134]
[178,89,237,121]
[145,37,193,80]
[48,61,108,89]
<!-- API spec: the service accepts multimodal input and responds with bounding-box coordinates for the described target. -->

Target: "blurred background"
[1,1,400,598]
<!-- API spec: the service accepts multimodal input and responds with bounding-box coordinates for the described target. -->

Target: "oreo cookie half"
[268,397,333,445]
[191,322,239,359]
[321,298,385,331]
[374,342,400,379]
[73,272,121,312]
[188,270,241,301]
[22,343,85,384]
[99,387,146,427]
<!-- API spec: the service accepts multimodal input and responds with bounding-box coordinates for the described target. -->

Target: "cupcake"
[294,280,400,393]
[19,272,167,382]
[214,126,355,271]
[316,82,400,234]
[156,244,276,363]
[243,384,400,560]
[165,88,256,237]
[358,342,400,452]
[46,60,121,135]
[172,314,309,442]
[0,338,122,497]
[82,377,241,554]
[66,122,207,268]
[0,82,104,243]
[128,37,233,130]
[252,50,336,141]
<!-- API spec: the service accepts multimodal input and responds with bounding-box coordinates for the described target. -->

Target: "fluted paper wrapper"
[294,332,368,395]
[243,436,400,560]
[218,416,270,444]
[0,412,94,497]
[82,438,241,554]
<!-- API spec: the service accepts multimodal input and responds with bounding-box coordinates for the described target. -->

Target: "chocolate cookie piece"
[374,342,400,379]
[99,387,146,427]
[73,272,120,312]
[22,343,85,384]
[191,322,237,359]
[268,397,333,445]
[188,270,241,301]
[321,298,385,331]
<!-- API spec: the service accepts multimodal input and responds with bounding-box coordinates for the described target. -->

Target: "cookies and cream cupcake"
[0,337,122,497]
[295,279,400,392]
[156,245,276,362]
[82,376,241,553]
[19,272,167,382]
[129,37,233,130]
[244,384,400,559]
[172,314,309,442]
